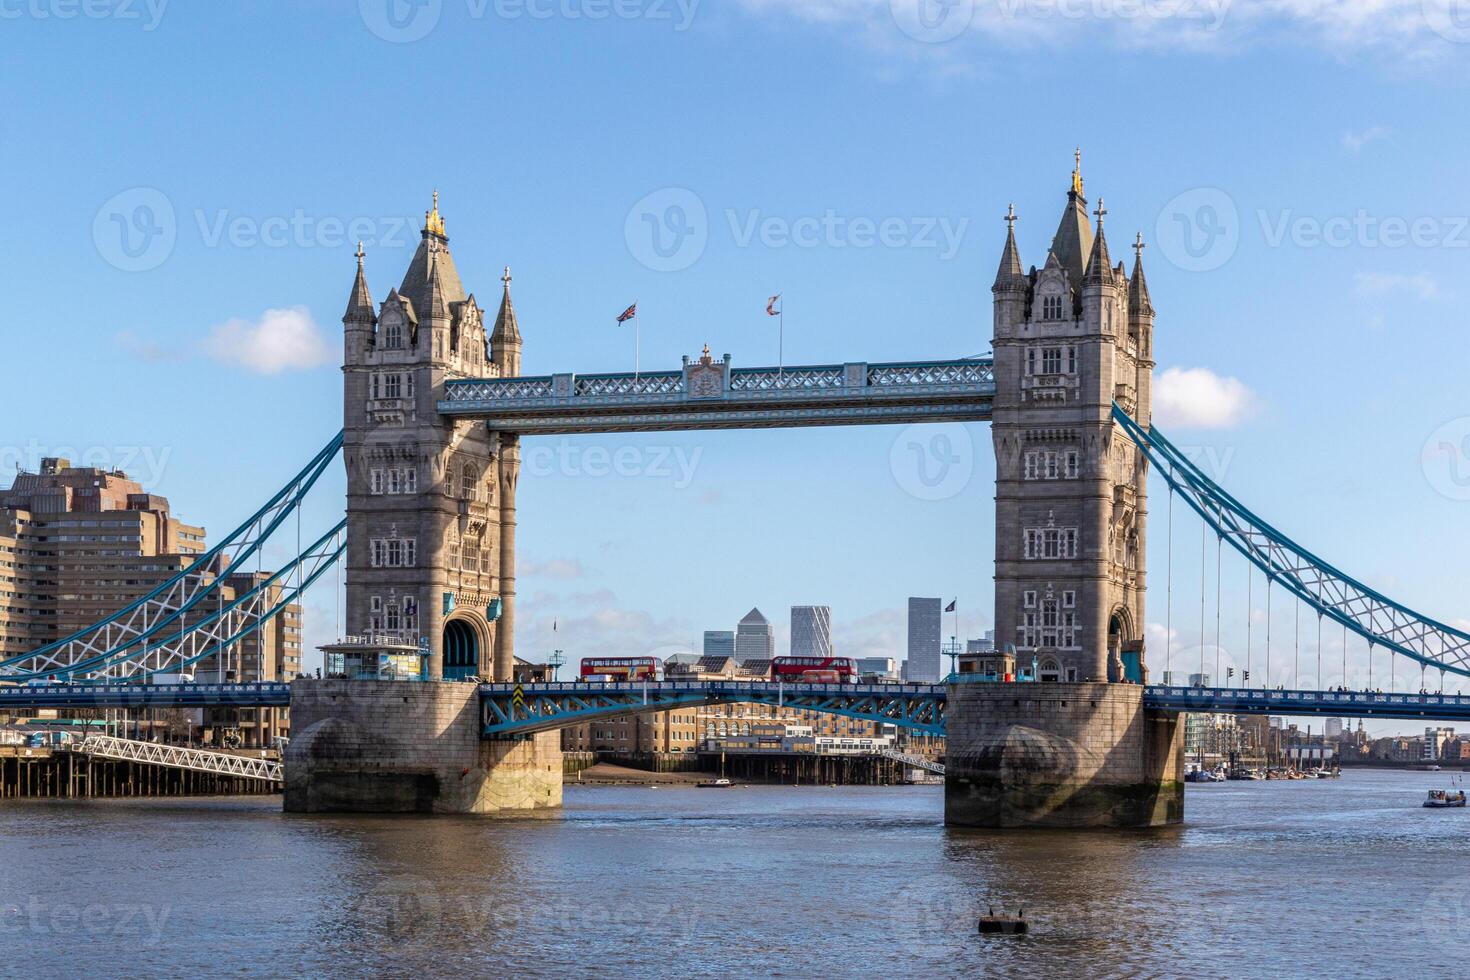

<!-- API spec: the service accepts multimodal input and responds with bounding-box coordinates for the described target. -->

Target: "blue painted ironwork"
[479,680,948,738]
[439,358,995,433]
[1145,685,1470,722]
[0,682,291,710]
[1115,406,1470,681]
[1,432,345,679]
[7,521,347,683]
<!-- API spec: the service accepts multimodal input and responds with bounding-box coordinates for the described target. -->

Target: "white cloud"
[1353,271,1440,300]
[730,0,1468,61]
[1153,367,1257,429]
[1342,125,1392,152]
[204,306,334,375]
[520,558,586,580]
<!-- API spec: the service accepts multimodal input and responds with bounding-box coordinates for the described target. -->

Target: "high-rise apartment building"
[789,605,832,658]
[906,597,942,683]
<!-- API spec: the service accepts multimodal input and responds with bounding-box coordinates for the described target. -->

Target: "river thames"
[2,768,1465,978]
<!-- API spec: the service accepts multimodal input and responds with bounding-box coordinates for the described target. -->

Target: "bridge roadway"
[6,681,1470,732]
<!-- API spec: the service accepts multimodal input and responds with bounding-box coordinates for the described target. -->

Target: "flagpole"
[778,294,784,377]
[634,303,640,382]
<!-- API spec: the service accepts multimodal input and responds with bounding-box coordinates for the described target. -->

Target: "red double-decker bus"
[769,656,857,682]
[580,657,660,681]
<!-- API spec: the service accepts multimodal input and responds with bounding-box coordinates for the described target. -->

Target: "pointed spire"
[423,247,451,320]
[1049,153,1093,291]
[344,241,375,322]
[491,264,522,347]
[1129,231,1154,316]
[994,203,1024,289]
[1084,197,1113,284]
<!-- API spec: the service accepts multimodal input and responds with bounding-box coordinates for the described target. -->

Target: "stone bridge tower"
[990,154,1154,684]
[946,156,1181,829]
[339,195,520,682]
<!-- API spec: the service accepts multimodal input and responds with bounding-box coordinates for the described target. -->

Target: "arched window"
[460,463,478,501]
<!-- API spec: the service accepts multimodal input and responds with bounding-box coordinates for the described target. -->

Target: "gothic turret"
[1083,198,1113,286]
[1128,233,1154,318]
[993,204,1025,289]
[491,266,522,377]
[343,243,376,365]
[344,241,375,324]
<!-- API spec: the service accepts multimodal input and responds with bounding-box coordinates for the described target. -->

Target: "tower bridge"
[7,161,1470,824]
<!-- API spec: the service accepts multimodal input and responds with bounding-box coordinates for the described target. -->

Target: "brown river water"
[1,768,1466,978]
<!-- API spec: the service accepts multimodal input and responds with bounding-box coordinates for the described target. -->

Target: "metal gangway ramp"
[75,735,283,784]
[879,748,945,775]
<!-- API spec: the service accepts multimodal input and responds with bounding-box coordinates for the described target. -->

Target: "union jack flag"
[767,294,781,317]
[616,303,637,323]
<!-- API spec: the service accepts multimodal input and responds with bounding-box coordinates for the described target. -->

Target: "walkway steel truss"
[74,735,283,784]
[479,681,948,738]
[440,358,995,433]
[1115,406,1470,681]
[1,433,344,680]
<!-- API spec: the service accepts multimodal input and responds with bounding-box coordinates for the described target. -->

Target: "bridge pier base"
[944,682,1184,829]
[284,679,562,814]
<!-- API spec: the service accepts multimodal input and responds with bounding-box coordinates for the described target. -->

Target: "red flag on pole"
[617,303,637,323]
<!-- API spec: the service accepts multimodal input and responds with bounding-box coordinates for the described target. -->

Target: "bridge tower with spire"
[946,154,1182,828]
[339,194,521,684]
[285,195,561,815]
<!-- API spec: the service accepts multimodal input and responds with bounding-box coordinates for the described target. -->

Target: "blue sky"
[3,0,1469,717]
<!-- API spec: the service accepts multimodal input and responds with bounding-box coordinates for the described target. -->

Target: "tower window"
[1042,295,1064,321]
[384,322,403,350]
[1041,347,1063,374]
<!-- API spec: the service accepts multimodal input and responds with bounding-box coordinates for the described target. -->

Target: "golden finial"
[425,190,445,236]
[1072,147,1084,197]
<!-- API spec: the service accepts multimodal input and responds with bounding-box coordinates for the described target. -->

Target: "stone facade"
[285,679,562,814]
[945,682,1184,828]
[990,157,1155,684]
[341,196,523,682]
